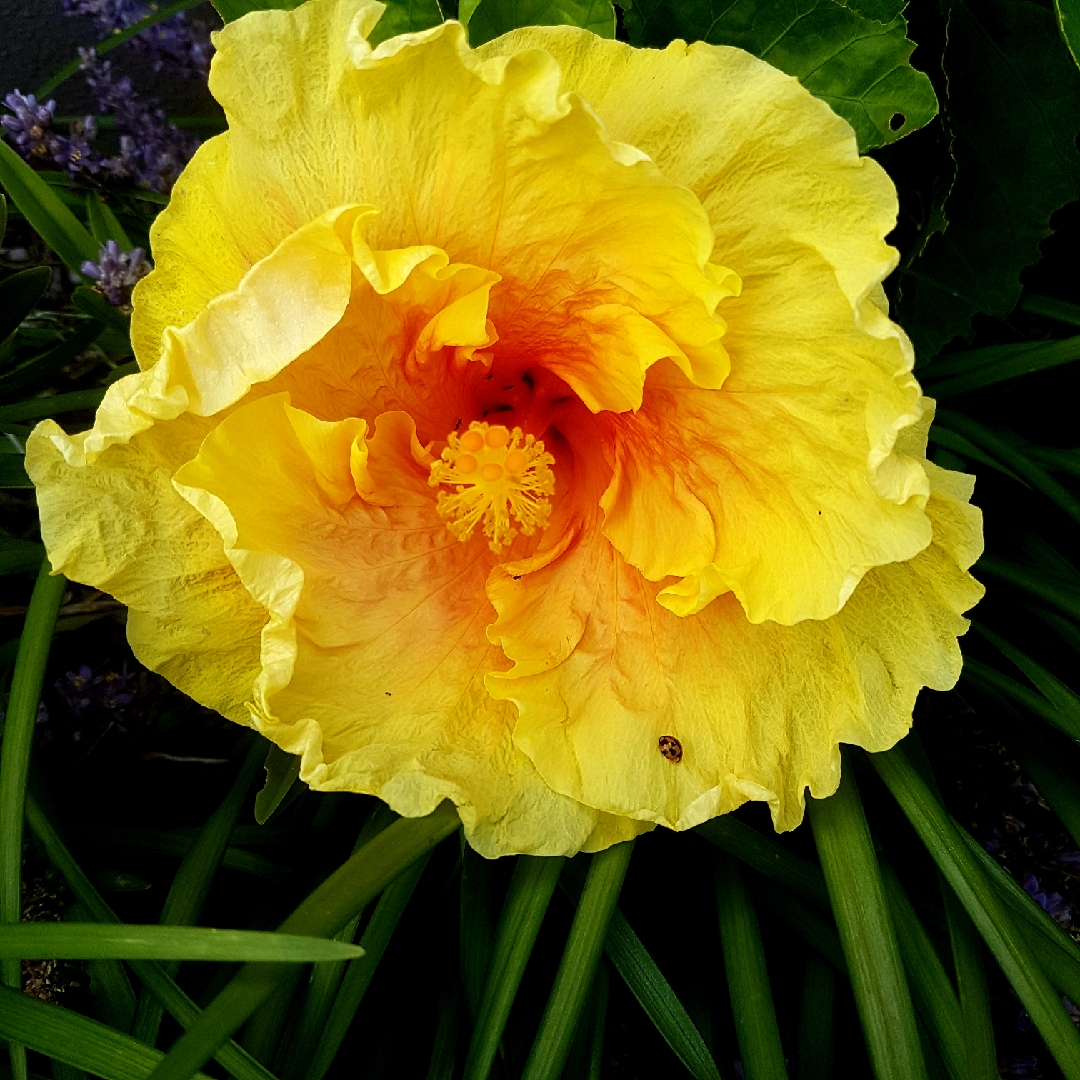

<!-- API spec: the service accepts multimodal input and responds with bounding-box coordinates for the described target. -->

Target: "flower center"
[429,421,555,552]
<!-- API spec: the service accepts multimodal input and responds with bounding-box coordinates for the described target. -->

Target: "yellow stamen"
[429,421,555,552]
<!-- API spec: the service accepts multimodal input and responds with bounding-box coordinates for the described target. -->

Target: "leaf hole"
[889,112,906,132]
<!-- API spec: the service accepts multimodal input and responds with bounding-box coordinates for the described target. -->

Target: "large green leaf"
[1056,0,1080,68]
[465,0,615,47]
[370,0,445,43]
[621,0,937,151]
[895,0,1080,360]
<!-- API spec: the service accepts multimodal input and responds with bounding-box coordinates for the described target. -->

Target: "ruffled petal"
[481,29,929,624]
[173,392,598,855]
[141,0,732,415]
[25,415,266,724]
[487,406,982,834]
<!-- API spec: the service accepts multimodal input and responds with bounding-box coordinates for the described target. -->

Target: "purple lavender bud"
[82,240,151,306]
[2,90,58,161]
[999,1057,1041,1079]
[1022,874,1073,926]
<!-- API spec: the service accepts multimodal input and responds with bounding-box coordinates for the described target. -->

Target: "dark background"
[0,0,218,115]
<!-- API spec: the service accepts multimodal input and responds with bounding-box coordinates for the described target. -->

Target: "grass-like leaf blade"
[145,802,460,1080]
[521,841,634,1080]
[872,743,1080,1078]
[0,924,365,961]
[714,853,788,1080]
[0,141,98,275]
[0,984,214,1080]
[809,762,927,1080]
[0,267,51,345]
[464,855,564,1080]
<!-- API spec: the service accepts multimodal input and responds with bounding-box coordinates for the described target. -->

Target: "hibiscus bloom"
[27,0,983,856]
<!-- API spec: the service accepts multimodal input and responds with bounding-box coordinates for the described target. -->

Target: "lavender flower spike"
[2,91,57,158]
[82,240,150,306]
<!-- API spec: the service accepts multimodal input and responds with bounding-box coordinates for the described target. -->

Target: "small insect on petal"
[658,735,683,763]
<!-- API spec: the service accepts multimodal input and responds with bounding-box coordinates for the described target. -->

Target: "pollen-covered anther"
[429,421,556,552]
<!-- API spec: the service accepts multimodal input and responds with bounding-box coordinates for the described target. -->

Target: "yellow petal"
[173,392,598,855]
[487,421,982,835]
[482,29,929,624]
[25,415,266,725]
[142,0,731,417]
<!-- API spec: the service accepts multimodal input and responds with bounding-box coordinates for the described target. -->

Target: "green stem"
[808,760,927,1080]
[464,856,564,1080]
[36,0,206,98]
[0,562,64,1080]
[714,854,788,1080]
[521,841,634,1080]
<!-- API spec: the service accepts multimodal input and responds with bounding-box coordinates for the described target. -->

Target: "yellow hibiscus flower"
[26,0,983,857]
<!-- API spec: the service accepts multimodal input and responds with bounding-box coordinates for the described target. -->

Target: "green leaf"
[694,817,829,910]
[895,0,1080,360]
[211,0,302,22]
[0,984,214,1080]
[146,803,460,1080]
[132,740,270,1047]
[1021,293,1080,327]
[925,426,1026,485]
[426,990,462,1080]
[872,743,1080,1079]
[460,842,498,1024]
[622,0,936,151]
[0,454,32,489]
[0,142,99,275]
[369,0,445,45]
[603,907,721,1080]
[977,554,1080,622]
[957,827,1080,1006]
[974,683,1080,851]
[254,743,301,825]
[0,267,51,345]
[466,0,615,47]
[1056,0,1080,68]
[879,861,965,1080]
[0,389,106,427]
[0,562,66,1080]
[973,622,1080,738]
[922,334,1080,397]
[963,658,1080,743]
[0,539,45,576]
[85,192,132,252]
[1026,447,1080,478]
[521,841,634,1080]
[749,879,845,971]
[941,884,997,1080]
[464,856,563,1080]
[23,794,279,1080]
[71,286,132,333]
[936,409,1080,525]
[808,761,927,1080]
[0,195,7,245]
[0,321,105,399]
[796,957,837,1080]
[304,852,430,1080]
[714,854,788,1080]
[558,860,721,1080]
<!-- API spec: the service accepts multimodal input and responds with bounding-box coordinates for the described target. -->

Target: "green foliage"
[0,268,51,346]
[465,0,615,46]
[1056,0,1080,69]
[895,0,1080,360]
[369,0,445,43]
[620,0,936,151]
